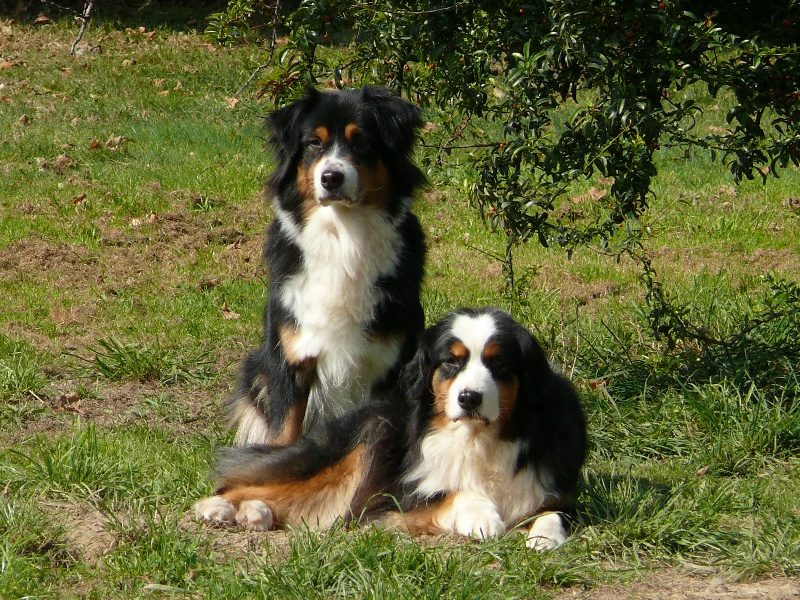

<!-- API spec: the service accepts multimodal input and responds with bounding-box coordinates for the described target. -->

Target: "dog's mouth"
[318,191,359,207]
[452,411,491,426]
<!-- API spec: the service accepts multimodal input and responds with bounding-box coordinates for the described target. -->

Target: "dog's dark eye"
[306,136,323,148]
[485,357,511,377]
[349,132,372,152]
[441,355,464,373]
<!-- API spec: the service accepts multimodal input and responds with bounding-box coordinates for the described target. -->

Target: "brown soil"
[556,570,800,600]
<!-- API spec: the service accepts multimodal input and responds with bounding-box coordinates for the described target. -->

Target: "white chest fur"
[404,423,551,525]
[276,203,407,422]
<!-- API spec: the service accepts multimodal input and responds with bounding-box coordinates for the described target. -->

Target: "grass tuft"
[0,337,47,400]
[74,336,215,385]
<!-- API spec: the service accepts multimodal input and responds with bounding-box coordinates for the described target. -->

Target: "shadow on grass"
[0,1,224,30]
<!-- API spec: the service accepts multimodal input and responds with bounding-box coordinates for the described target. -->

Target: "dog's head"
[404,308,553,436]
[267,86,425,214]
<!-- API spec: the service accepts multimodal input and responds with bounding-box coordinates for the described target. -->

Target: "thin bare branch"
[69,1,96,55]
[236,0,283,96]
[40,0,82,15]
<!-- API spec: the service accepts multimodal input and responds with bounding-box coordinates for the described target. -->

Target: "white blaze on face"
[313,145,360,204]
[446,313,501,422]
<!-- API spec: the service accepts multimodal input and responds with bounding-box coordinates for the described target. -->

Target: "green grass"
[0,15,799,599]
[72,336,216,385]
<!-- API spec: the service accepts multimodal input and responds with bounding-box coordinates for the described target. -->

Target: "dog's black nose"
[458,389,482,411]
[320,169,345,190]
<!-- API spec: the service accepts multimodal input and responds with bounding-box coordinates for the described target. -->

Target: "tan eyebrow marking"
[449,341,468,360]
[344,123,361,143]
[482,341,502,361]
[313,126,330,145]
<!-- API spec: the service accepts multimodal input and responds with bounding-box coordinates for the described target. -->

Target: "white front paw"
[526,512,567,551]
[235,500,274,531]
[195,496,236,525]
[445,492,505,540]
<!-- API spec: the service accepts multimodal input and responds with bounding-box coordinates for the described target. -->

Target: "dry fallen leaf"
[89,138,101,149]
[71,193,87,204]
[105,134,126,149]
[34,12,51,25]
[17,113,29,124]
[122,59,137,67]
[129,211,157,228]
[225,97,241,108]
[587,379,607,390]
[221,302,240,320]
[55,393,85,415]
[54,154,73,170]
[0,61,19,70]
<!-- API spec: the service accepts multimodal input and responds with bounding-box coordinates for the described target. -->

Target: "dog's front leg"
[383,491,505,540]
[526,512,568,551]
[231,319,317,446]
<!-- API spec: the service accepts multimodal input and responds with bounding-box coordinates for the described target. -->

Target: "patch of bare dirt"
[5,379,226,444]
[538,265,622,308]
[648,246,800,281]
[0,238,98,285]
[2,198,265,298]
[556,569,800,600]
[179,513,295,563]
[42,502,116,566]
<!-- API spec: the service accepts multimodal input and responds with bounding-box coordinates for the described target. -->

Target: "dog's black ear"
[361,85,423,155]
[497,312,550,410]
[514,321,550,376]
[401,341,433,404]
[403,314,452,401]
[400,328,440,444]
[267,87,321,188]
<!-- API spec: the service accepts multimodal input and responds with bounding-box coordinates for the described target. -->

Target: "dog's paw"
[235,500,274,531]
[195,496,236,526]
[526,512,567,551]
[372,512,408,531]
[445,492,505,540]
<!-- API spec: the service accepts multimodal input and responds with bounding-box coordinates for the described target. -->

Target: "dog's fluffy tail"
[213,401,410,523]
